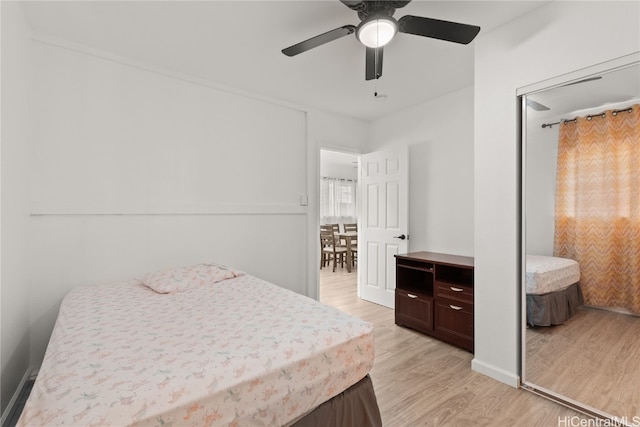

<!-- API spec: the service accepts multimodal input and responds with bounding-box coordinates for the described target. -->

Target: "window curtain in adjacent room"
[554,104,640,314]
[320,177,357,225]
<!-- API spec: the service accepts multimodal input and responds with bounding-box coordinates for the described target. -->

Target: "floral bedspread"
[18,274,375,426]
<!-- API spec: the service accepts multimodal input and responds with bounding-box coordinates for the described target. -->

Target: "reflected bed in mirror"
[525,255,582,327]
[522,60,640,421]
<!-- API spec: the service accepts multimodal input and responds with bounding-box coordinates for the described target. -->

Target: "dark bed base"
[290,375,382,427]
[527,282,584,327]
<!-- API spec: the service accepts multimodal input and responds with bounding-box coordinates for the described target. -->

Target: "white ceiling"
[526,63,640,125]
[321,149,358,167]
[21,0,548,122]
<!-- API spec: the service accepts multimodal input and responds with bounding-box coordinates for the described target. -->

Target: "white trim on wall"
[31,32,308,117]
[471,359,520,388]
[517,52,640,97]
[30,203,308,216]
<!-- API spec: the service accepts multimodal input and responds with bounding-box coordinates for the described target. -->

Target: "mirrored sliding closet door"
[521,59,640,421]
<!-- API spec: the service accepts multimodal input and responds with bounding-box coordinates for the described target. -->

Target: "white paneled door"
[359,146,408,308]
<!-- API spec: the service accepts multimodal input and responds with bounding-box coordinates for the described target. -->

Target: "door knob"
[393,234,407,240]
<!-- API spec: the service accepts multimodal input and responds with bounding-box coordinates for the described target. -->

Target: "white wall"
[0,1,33,414]
[0,28,370,386]
[309,110,369,156]
[370,86,474,256]
[320,151,358,181]
[31,42,308,214]
[525,121,558,256]
[473,0,640,386]
[27,38,311,367]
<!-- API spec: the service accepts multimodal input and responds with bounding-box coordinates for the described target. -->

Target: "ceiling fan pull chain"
[374,42,379,97]
[374,65,378,97]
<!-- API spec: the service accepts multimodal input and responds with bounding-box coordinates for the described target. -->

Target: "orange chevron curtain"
[554,104,640,314]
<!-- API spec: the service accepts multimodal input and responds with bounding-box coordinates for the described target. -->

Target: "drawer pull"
[450,286,464,292]
[407,293,418,299]
[449,305,463,310]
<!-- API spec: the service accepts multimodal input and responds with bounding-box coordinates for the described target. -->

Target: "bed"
[526,255,583,327]
[17,264,382,427]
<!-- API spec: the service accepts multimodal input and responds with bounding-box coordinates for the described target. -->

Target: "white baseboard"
[471,358,520,387]
[1,367,33,426]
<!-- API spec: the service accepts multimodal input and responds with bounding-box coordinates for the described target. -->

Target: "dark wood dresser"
[394,251,474,352]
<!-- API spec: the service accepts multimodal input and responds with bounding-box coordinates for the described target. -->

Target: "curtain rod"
[321,176,356,182]
[541,106,634,129]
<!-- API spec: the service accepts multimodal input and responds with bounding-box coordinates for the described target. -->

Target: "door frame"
[315,146,362,297]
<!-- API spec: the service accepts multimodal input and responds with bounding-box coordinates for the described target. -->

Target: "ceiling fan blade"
[398,15,480,44]
[561,76,602,87]
[365,47,383,81]
[526,99,551,111]
[282,25,356,57]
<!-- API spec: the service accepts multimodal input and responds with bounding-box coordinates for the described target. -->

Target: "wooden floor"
[319,267,586,427]
[526,306,640,419]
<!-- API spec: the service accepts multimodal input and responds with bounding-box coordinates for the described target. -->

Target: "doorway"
[319,149,360,300]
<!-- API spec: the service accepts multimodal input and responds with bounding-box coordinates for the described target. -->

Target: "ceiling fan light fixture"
[357,16,397,48]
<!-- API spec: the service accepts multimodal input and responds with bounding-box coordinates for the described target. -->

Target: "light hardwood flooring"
[526,306,640,419]
[319,267,586,427]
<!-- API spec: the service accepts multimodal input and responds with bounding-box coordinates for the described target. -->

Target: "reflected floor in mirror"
[319,268,585,426]
[526,306,640,419]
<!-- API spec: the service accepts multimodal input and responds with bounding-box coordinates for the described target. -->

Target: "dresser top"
[395,251,474,268]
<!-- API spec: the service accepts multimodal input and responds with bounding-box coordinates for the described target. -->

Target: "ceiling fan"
[282,0,481,81]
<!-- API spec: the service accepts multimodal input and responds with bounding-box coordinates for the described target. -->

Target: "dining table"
[337,231,357,273]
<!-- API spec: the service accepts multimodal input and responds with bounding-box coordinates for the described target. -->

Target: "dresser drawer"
[435,281,473,303]
[434,299,473,350]
[395,289,433,333]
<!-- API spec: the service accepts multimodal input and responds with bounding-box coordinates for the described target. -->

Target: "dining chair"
[344,223,357,233]
[320,230,347,272]
[340,223,357,269]
[343,223,357,250]
[322,223,346,247]
[319,228,331,268]
[351,246,357,268]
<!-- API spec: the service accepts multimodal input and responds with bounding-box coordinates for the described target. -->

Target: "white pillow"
[142,263,243,294]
